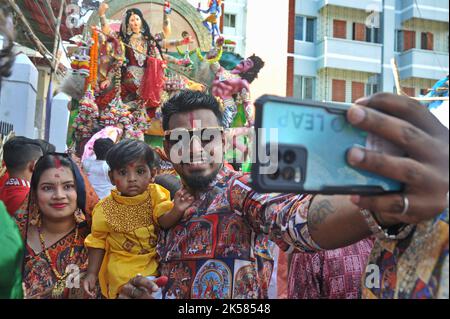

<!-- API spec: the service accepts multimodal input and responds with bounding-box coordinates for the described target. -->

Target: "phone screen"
[255,99,403,194]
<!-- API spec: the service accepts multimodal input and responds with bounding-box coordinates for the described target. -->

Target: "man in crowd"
[0,136,42,216]
[119,89,448,299]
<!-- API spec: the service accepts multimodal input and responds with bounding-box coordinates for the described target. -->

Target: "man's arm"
[239,93,448,253]
[307,195,372,250]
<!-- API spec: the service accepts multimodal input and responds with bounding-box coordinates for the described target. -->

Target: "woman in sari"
[14,153,99,299]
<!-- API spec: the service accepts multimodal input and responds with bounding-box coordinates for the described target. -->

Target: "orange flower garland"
[89,27,99,90]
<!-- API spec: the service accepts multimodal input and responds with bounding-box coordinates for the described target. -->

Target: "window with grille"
[224,14,236,29]
[294,76,315,100]
[295,16,316,42]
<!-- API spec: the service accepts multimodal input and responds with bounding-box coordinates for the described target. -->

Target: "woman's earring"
[29,205,40,226]
[74,208,85,224]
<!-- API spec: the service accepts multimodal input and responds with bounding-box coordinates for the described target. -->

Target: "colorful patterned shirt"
[362,210,449,299]
[157,166,319,299]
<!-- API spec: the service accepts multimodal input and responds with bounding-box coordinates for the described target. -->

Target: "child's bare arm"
[83,248,105,297]
[158,188,194,229]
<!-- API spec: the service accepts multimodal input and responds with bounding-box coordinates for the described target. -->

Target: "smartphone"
[250,95,404,195]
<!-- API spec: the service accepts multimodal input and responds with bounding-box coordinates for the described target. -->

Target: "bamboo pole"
[412,96,449,102]
[391,57,405,95]
[44,0,74,38]
[6,0,54,68]
[51,1,65,72]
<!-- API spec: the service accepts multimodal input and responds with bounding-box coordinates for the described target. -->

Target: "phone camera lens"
[283,150,296,164]
[268,169,280,180]
[282,167,295,181]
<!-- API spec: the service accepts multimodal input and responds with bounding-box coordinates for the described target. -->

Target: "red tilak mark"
[53,157,62,169]
[54,174,60,178]
[128,163,135,168]
[189,112,195,128]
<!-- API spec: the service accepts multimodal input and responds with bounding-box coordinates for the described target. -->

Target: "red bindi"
[54,174,60,178]
[53,157,62,169]
[189,113,195,128]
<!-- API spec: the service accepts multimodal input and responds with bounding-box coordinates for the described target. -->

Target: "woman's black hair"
[162,90,223,131]
[239,54,265,84]
[30,154,86,213]
[118,8,164,60]
[106,139,155,171]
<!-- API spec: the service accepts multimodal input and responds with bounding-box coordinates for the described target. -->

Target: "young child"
[83,139,194,299]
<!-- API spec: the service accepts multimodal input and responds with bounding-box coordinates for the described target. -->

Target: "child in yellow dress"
[83,139,194,299]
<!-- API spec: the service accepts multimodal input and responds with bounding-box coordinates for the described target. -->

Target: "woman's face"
[36,167,78,222]
[129,13,142,34]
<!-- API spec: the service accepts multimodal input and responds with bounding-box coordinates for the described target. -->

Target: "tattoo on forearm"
[308,199,335,231]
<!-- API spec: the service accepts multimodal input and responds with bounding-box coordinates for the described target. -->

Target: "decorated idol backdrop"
[61,0,263,168]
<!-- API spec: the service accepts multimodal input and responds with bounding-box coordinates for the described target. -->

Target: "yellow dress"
[85,184,173,299]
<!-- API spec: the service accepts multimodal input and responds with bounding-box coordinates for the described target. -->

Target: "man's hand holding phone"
[346,93,449,225]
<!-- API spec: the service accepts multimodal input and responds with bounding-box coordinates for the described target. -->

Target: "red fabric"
[288,238,374,299]
[0,178,30,216]
[0,170,9,193]
[140,57,165,108]
[276,249,290,299]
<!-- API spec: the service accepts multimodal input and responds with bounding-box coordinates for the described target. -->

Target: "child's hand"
[83,273,98,298]
[173,188,195,214]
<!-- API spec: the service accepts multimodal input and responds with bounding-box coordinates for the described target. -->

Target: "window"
[352,82,365,103]
[353,23,379,43]
[421,32,434,50]
[224,14,236,29]
[352,23,366,41]
[332,79,346,102]
[366,83,378,96]
[403,87,416,97]
[333,20,347,39]
[396,30,403,52]
[397,30,416,51]
[295,16,316,42]
[366,27,380,43]
[294,76,315,100]
[366,75,379,96]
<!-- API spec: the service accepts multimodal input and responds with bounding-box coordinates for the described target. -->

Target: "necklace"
[129,34,147,67]
[38,222,79,299]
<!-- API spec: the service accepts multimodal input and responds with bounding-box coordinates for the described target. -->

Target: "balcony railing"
[399,0,449,23]
[316,37,382,73]
[317,0,382,12]
[397,49,449,80]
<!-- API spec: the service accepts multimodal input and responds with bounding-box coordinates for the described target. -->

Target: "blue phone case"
[251,95,403,194]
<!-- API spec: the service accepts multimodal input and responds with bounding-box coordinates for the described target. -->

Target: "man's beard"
[182,167,221,191]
